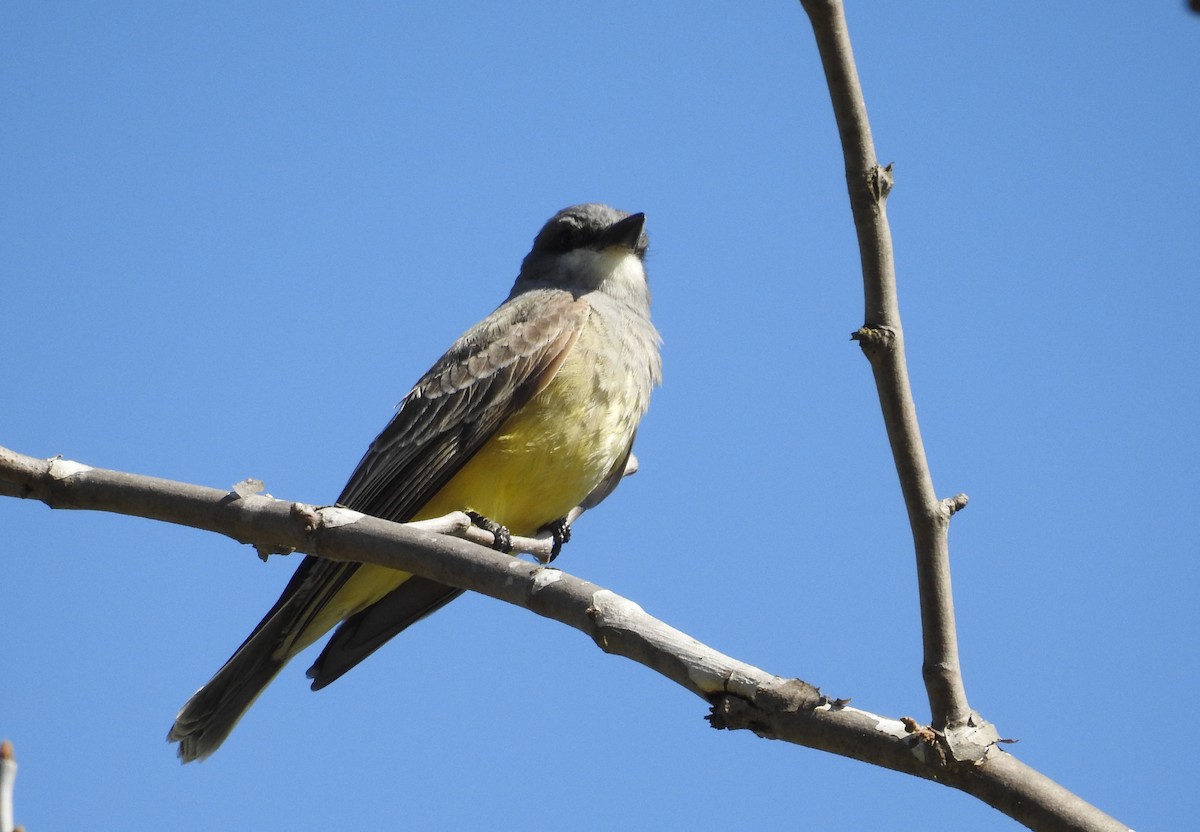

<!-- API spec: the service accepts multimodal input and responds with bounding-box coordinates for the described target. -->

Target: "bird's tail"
[167,617,293,763]
[168,558,359,762]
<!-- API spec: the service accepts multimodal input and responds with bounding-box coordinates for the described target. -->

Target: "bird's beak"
[593,212,646,251]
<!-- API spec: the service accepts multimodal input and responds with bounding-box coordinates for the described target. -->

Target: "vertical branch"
[799,0,971,730]
[0,740,15,832]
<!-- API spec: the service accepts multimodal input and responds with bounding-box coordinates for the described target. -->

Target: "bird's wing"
[242,289,590,653]
[338,288,588,517]
[306,414,637,692]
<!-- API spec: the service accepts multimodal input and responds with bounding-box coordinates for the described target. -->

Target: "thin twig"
[0,740,15,832]
[405,511,556,562]
[798,0,970,731]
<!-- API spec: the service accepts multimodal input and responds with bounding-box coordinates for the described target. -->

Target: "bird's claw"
[544,517,571,563]
[466,511,513,553]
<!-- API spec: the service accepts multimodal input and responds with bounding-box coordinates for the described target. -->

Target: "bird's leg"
[543,517,571,563]
[465,511,513,553]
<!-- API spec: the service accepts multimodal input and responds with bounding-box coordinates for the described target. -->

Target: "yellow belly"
[418,350,630,535]
[300,344,633,642]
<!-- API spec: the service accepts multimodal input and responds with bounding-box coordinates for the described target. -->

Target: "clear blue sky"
[3,2,1197,829]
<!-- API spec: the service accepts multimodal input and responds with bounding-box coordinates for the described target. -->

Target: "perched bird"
[168,203,662,761]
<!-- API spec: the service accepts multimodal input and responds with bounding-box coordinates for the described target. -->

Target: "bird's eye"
[551,219,583,251]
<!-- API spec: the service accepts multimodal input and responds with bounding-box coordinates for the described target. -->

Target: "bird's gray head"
[513,203,650,306]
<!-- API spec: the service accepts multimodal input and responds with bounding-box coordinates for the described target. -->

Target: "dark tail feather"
[167,621,291,763]
[168,574,458,759]
[307,577,462,690]
[168,558,360,762]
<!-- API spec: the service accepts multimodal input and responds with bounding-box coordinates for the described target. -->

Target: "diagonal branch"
[0,445,1129,830]
[799,0,971,732]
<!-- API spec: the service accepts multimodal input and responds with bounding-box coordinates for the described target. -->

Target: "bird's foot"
[543,517,571,564]
[466,511,513,553]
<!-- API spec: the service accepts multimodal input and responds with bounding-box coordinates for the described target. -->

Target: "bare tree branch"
[798,0,970,731]
[1,446,1129,830]
[793,2,1136,830]
[0,740,16,832]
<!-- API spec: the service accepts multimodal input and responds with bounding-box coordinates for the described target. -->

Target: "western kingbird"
[168,203,662,762]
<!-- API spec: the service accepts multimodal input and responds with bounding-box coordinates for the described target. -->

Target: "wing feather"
[242,290,589,654]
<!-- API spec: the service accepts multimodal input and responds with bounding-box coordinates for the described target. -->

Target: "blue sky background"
[3,2,1197,829]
